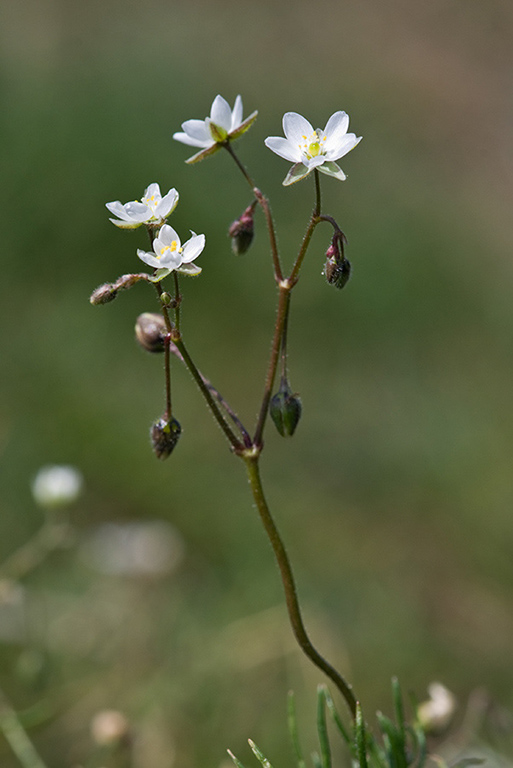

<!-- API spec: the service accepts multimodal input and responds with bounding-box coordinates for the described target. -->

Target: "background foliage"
[1,0,513,765]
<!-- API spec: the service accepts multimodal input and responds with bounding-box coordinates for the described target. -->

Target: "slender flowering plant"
[90,93,438,765]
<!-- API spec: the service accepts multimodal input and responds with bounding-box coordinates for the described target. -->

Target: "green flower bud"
[151,416,181,459]
[270,386,302,437]
[135,313,167,353]
[228,202,256,255]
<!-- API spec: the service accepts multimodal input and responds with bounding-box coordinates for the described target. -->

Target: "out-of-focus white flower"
[137,224,205,277]
[81,521,185,577]
[106,183,179,229]
[417,682,456,733]
[265,111,362,186]
[91,710,130,746]
[173,94,258,164]
[31,465,83,508]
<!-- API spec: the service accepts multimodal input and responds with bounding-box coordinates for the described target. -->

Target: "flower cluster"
[106,183,205,276]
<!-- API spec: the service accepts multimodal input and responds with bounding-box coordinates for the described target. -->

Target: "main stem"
[243,453,357,718]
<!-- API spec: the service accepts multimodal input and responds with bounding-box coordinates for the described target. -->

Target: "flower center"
[142,194,157,211]
[159,241,182,259]
[300,131,327,160]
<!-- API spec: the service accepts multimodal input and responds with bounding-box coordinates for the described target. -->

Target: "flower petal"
[137,249,161,269]
[326,133,362,161]
[282,163,312,186]
[323,111,349,149]
[144,182,161,201]
[282,112,314,145]
[264,136,302,163]
[317,161,347,181]
[157,224,180,248]
[230,95,243,130]
[181,233,205,263]
[156,188,179,218]
[105,201,132,221]
[210,95,232,131]
[175,119,212,146]
[305,155,326,169]
[124,201,152,222]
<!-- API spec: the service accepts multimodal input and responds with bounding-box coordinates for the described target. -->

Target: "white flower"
[137,224,205,276]
[417,682,456,733]
[32,465,83,508]
[264,111,362,186]
[173,94,258,164]
[106,183,179,229]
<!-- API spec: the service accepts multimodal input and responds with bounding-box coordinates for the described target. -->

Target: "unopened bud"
[324,256,351,290]
[151,416,181,459]
[90,283,117,305]
[324,231,351,290]
[135,313,167,353]
[270,385,302,437]
[229,202,256,255]
[90,273,148,305]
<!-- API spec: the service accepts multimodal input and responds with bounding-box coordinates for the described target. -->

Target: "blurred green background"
[1,0,513,765]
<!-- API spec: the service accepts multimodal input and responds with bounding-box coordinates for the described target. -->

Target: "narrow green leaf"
[227,749,249,768]
[287,691,306,768]
[248,740,273,768]
[355,702,368,768]
[316,686,331,768]
[392,678,406,742]
[324,688,352,748]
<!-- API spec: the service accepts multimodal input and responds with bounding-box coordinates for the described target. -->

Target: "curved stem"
[243,454,357,718]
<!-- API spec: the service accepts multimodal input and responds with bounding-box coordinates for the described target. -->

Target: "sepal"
[230,110,258,140]
[283,163,311,186]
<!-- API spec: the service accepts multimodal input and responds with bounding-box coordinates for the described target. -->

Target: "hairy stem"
[224,144,283,281]
[253,284,291,447]
[243,454,357,718]
[174,337,243,452]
